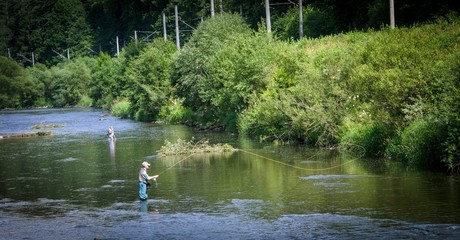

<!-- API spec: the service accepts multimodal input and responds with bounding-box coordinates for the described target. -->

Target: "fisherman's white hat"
[142,161,151,167]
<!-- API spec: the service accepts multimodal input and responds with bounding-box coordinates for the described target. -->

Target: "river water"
[0,108,459,239]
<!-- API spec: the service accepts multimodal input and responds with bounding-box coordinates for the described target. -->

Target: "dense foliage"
[172,14,277,130]
[3,0,458,64]
[0,56,42,108]
[1,1,460,172]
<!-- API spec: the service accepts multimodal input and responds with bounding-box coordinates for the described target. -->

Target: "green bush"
[88,53,118,108]
[124,39,177,122]
[340,121,392,157]
[172,13,273,130]
[392,119,446,169]
[44,57,93,107]
[240,34,358,146]
[238,89,292,142]
[273,5,338,40]
[426,43,460,172]
[111,99,131,119]
[442,121,460,172]
[134,109,152,122]
[0,56,26,108]
[77,95,93,107]
[158,98,193,123]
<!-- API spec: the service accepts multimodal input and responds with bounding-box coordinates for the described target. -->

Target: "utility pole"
[18,52,35,67]
[211,0,215,17]
[175,5,180,50]
[86,47,97,55]
[116,36,120,56]
[390,0,395,29]
[67,49,70,61]
[134,30,138,44]
[265,0,271,33]
[52,49,67,61]
[163,13,167,41]
[299,0,303,39]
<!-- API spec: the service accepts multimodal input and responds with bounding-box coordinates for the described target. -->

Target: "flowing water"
[0,108,459,239]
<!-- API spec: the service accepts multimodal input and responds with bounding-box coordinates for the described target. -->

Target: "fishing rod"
[147,153,196,188]
[156,153,197,176]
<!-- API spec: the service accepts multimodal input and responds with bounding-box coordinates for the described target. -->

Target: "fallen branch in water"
[158,138,236,156]
[31,124,64,129]
[0,131,53,139]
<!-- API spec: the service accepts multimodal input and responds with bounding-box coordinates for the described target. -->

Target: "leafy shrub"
[391,119,446,169]
[426,45,460,172]
[45,58,93,107]
[23,64,50,107]
[172,13,273,130]
[238,89,292,142]
[340,121,392,157]
[124,39,177,122]
[88,53,118,108]
[158,98,192,123]
[0,56,27,108]
[443,121,460,172]
[111,98,131,119]
[77,95,93,107]
[273,5,338,40]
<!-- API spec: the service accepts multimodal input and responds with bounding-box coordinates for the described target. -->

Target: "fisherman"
[107,126,115,140]
[139,161,158,201]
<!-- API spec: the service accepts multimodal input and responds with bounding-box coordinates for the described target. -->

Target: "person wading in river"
[107,126,115,140]
[139,161,158,201]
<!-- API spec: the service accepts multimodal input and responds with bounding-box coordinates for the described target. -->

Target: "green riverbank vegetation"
[158,138,236,156]
[1,13,459,172]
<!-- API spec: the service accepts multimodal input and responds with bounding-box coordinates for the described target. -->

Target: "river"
[0,108,459,239]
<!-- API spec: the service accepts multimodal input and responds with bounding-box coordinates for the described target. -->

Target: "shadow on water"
[1,108,460,239]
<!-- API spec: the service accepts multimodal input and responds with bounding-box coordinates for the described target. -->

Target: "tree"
[0,0,12,53]
[42,0,93,65]
[0,56,44,108]
[172,13,277,130]
[273,5,338,40]
[0,56,24,108]
[123,39,177,121]
[5,0,54,65]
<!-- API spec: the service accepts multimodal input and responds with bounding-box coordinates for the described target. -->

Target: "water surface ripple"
[1,108,459,239]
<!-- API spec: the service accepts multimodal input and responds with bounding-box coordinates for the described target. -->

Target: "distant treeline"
[1,13,459,173]
[1,0,459,65]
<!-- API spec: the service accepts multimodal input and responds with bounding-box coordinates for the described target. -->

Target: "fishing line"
[156,152,197,176]
[237,144,365,172]
[150,153,196,187]
[154,144,365,176]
